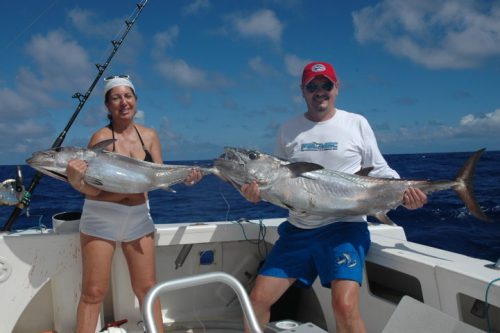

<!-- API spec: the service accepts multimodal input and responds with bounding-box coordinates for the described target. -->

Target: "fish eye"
[248,151,259,160]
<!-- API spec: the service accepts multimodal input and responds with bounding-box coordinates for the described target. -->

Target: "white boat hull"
[0,218,498,332]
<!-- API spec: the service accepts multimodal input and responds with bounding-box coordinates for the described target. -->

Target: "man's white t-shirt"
[275,109,399,228]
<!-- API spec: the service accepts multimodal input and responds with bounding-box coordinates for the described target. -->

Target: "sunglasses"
[104,74,130,81]
[305,81,334,93]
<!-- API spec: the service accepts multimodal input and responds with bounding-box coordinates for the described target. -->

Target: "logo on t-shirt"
[301,142,338,151]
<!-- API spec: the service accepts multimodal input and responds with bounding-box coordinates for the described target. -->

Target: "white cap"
[103,76,135,97]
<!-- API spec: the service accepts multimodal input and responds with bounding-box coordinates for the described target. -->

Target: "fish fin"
[84,176,103,187]
[91,139,116,152]
[453,148,492,222]
[374,212,397,226]
[287,162,324,177]
[283,203,308,214]
[356,167,373,176]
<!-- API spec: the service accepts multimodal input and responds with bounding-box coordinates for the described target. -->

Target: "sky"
[0,0,499,165]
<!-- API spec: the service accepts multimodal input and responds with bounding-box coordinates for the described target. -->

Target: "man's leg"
[330,279,366,333]
[245,275,295,332]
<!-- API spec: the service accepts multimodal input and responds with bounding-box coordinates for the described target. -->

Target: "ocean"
[1,150,499,262]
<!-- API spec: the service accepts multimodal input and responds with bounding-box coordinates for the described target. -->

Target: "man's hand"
[184,168,203,186]
[403,188,427,210]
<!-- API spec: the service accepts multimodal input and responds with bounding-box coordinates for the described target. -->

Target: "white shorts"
[80,199,155,242]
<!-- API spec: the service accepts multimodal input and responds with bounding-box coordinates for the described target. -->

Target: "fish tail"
[452,148,491,222]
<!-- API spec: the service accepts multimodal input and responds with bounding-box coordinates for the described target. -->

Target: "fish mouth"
[26,150,57,165]
[25,156,44,167]
[213,147,249,184]
[216,147,244,164]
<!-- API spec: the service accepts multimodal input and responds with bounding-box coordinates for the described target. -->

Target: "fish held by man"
[26,139,209,194]
[212,147,491,225]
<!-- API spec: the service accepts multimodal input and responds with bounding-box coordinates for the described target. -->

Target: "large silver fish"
[213,147,491,225]
[26,139,207,194]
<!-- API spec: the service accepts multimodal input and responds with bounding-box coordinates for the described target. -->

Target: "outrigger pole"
[2,0,149,231]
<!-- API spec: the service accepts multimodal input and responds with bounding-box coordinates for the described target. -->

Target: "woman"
[66,75,201,333]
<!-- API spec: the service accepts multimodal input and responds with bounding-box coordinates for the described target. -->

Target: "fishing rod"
[2,0,149,231]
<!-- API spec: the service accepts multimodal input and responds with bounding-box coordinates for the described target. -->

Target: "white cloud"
[0,88,37,119]
[0,30,98,163]
[248,56,278,76]
[155,58,209,88]
[0,31,93,123]
[230,9,283,43]
[376,109,500,145]
[154,57,232,89]
[25,31,93,92]
[0,120,53,153]
[154,25,180,51]
[158,116,182,146]
[284,54,309,77]
[182,0,210,15]
[457,109,500,137]
[68,9,110,38]
[68,8,143,66]
[134,110,145,125]
[353,0,500,69]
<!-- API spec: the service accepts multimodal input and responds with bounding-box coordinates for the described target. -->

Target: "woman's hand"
[403,187,427,210]
[241,182,261,203]
[66,159,88,190]
[184,168,203,186]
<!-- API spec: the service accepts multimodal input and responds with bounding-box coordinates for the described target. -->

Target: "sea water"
[1,150,499,262]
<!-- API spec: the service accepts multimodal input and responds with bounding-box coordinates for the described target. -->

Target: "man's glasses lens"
[305,81,334,93]
[104,75,130,81]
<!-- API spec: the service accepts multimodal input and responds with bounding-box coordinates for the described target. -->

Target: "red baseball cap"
[301,62,337,86]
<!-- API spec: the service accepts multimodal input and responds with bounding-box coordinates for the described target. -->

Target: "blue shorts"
[80,199,155,242]
[260,221,370,288]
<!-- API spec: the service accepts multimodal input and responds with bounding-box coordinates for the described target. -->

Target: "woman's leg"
[122,232,164,333]
[76,233,116,333]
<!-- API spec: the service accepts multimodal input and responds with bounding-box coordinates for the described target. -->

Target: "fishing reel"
[0,166,26,206]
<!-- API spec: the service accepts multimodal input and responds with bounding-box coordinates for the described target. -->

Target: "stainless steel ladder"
[142,271,263,333]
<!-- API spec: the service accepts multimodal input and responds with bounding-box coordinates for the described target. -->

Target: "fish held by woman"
[26,139,210,194]
[212,147,491,225]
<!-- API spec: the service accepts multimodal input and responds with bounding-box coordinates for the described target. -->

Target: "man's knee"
[332,294,357,320]
[250,286,274,309]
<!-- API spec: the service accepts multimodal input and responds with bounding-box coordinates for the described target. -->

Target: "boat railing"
[142,271,263,333]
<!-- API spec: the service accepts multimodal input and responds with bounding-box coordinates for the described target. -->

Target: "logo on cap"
[311,64,327,73]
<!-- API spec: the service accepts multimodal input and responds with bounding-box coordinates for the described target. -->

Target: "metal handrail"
[142,271,263,333]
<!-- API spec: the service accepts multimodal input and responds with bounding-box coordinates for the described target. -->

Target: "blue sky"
[1,0,499,165]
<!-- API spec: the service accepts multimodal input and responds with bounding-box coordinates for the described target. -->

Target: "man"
[241,61,427,333]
